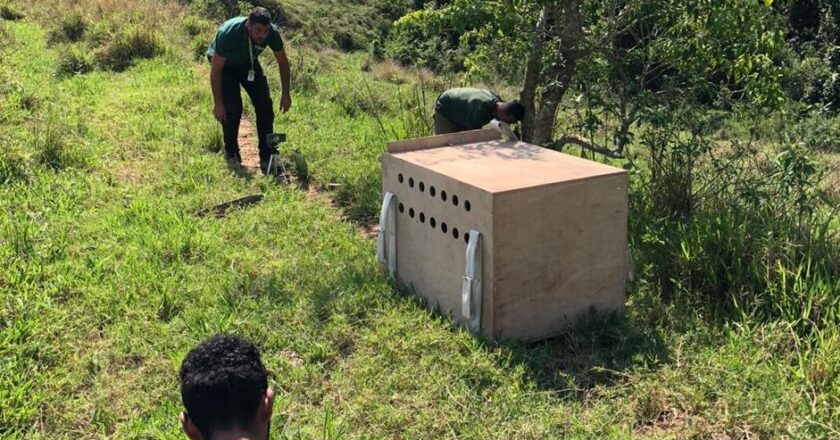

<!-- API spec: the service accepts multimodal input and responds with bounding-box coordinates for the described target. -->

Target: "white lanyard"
[248,36,254,70]
[247,30,255,81]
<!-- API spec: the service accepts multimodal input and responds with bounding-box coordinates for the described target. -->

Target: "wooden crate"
[379,129,628,341]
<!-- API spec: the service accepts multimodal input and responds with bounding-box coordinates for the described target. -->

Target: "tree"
[394,0,787,156]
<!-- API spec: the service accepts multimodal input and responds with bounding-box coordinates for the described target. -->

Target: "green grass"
[1,4,839,439]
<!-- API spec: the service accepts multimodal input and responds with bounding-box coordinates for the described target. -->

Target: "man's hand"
[213,103,226,123]
[280,93,291,113]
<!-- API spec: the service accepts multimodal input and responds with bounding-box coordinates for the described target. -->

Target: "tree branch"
[547,135,625,159]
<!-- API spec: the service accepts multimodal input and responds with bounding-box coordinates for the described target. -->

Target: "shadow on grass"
[227,159,255,180]
[388,280,670,397]
[494,311,669,397]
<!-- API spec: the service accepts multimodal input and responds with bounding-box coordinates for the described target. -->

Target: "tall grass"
[630,107,840,339]
[93,27,165,71]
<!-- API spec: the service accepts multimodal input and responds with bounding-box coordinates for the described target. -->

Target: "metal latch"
[461,230,482,333]
[377,192,397,277]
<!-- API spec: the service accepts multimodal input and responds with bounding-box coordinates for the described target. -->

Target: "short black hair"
[180,335,268,438]
[504,100,525,122]
[248,6,272,27]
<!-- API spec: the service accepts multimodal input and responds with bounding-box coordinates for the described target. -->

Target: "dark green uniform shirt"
[435,88,501,130]
[206,17,284,66]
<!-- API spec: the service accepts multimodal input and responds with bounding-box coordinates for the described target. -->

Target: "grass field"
[1,1,839,438]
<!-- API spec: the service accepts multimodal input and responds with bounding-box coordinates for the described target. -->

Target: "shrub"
[56,44,93,76]
[191,35,209,62]
[48,12,86,43]
[32,113,90,170]
[93,27,165,72]
[181,15,212,38]
[0,4,24,21]
[0,150,28,184]
[332,30,365,52]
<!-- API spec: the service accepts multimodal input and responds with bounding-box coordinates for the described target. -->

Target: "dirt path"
[238,117,261,174]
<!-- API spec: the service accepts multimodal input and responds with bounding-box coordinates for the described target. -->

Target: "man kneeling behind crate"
[433,87,525,135]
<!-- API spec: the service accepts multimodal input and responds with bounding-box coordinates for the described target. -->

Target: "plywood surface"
[491,173,628,341]
[387,128,501,153]
[390,140,626,194]
[382,155,496,331]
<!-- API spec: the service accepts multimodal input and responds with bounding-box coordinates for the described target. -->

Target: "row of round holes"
[398,173,472,212]
[398,203,471,244]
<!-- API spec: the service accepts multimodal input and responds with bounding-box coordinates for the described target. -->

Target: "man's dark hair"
[504,100,525,122]
[248,7,272,27]
[180,335,268,438]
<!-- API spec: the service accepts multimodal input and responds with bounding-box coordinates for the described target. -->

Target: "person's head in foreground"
[495,100,525,125]
[179,335,273,440]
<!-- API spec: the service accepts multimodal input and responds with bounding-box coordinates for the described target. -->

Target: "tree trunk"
[523,0,585,146]
[520,6,548,143]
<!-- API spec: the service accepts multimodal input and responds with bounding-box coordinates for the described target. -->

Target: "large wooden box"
[378,129,628,341]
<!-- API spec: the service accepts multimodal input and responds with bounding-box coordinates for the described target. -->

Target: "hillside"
[1,0,839,438]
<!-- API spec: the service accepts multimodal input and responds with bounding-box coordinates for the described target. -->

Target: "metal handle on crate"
[377,192,397,277]
[461,230,482,333]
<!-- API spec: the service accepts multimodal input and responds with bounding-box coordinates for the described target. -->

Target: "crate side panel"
[491,173,628,341]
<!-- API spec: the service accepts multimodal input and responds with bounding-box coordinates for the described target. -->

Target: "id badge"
[247,69,255,82]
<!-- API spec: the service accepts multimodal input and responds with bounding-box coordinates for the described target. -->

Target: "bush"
[0,150,28,184]
[191,35,209,62]
[33,114,89,170]
[181,15,212,38]
[56,44,93,76]
[631,107,839,336]
[48,12,86,43]
[93,28,165,72]
[0,4,24,21]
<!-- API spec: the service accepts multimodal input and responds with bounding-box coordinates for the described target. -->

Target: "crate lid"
[387,130,626,194]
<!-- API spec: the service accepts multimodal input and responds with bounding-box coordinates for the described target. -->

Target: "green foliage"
[32,112,90,170]
[48,11,86,43]
[630,105,838,337]
[0,149,28,184]
[190,34,208,62]
[55,43,93,76]
[385,7,475,72]
[0,4,24,20]
[93,27,165,71]
[180,15,212,38]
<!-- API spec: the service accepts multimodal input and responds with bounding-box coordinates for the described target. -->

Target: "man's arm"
[210,53,226,122]
[274,49,291,113]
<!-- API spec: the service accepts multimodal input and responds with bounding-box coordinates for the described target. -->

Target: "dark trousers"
[433,110,466,135]
[220,63,274,161]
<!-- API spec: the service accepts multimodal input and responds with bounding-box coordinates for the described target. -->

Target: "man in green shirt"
[207,7,291,174]
[433,88,525,135]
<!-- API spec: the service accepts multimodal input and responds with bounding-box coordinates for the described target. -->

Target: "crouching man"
[207,6,292,174]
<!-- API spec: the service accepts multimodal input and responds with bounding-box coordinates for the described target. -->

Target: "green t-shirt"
[435,88,501,130]
[206,17,284,66]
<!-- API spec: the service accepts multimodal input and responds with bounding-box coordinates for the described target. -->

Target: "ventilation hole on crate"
[419,182,425,192]
[441,190,447,202]
[409,208,415,218]
[419,212,425,223]
[452,228,459,239]
[464,233,470,244]
[441,222,448,233]
[398,203,404,213]
[465,200,471,212]
[398,173,404,184]
[408,177,414,188]
[452,195,459,207]
[430,186,436,197]
[430,217,436,228]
